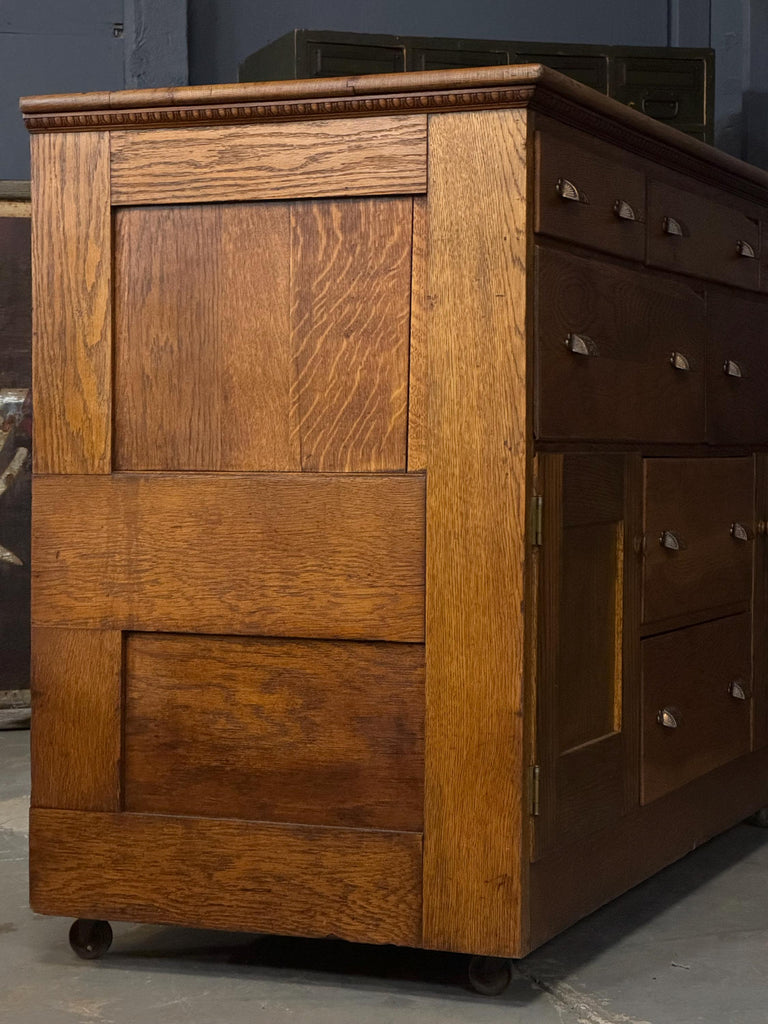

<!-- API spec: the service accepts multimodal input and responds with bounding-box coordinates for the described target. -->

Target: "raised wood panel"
[407,195,427,471]
[30,809,423,947]
[291,199,411,472]
[124,633,425,831]
[31,628,121,811]
[30,132,111,474]
[32,473,425,641]
[114,197,412,474]
[423,109,529,957]
[109,116,428,205]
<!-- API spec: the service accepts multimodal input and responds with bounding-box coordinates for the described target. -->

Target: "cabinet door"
[534,453,641,859]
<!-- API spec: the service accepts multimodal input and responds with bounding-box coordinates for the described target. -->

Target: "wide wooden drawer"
[535,247,705,442]
[707,289,768,445]
[647,180,760,289]
[535,126,645,261]
[642,457,754,628]
[642,614,752,804]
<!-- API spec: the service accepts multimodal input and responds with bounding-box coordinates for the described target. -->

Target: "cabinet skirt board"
[29,809,423,948]
[528,745,768,952]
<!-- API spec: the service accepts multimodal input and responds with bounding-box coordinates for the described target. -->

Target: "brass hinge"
[529,764,541,817]
[531,495,543,546]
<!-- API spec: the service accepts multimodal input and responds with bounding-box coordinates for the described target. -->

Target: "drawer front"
[643,457,754,627]
[611,56,708,130]
[535,247,705,442]
[535,128,645,261]
[647,180,760,289]
[642,614,752,804]
[707,289,768,445]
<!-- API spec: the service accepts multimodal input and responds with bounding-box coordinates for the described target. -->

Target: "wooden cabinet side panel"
[423,109,529,957]
[407,196,427,471]
[31,132,112,474]
[31,627,122,811]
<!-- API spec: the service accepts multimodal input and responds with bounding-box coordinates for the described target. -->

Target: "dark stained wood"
[707,288,768,445]
[109,117,428,205]
[643,457,754,627]
[529,744,768,952]
[423,108,529,957]
[30,132,112,474]
[30,809,423,947]
[31,628,121,811]
[32,473,425,641]
[647,178,761,290]
[535,246,706,443]
[407,196,427,472]
[0,217,31,387]
[291,198,412,472]
[124,633,425,831]
[755,455,768,750]
[642,614,752,804]
[535,117,645,261]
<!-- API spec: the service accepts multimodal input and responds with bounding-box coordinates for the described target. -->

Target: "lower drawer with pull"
[642,614,752,804]
[707,288,768,445]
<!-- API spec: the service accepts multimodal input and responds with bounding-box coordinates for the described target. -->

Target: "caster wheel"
[68,919,113,960]
[746,807,768,828]
[467,955,513,996]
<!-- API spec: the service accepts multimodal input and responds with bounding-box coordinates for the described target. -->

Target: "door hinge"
[531,495,543,546]
[529,764,541,817]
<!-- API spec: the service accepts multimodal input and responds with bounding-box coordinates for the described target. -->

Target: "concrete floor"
[3,728,768,1024]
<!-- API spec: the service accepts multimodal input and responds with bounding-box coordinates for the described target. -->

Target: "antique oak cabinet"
[21,66,768,981]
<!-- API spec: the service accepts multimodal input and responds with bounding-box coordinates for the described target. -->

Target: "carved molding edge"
[22,85,537,133]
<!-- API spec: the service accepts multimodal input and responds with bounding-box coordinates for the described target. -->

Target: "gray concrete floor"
[3,727,768,1024]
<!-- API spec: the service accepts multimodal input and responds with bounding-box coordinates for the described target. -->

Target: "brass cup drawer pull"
[736,240,756,258]
[657,707,681,729]
[729,680,749,701]
[564,332,598,356]
[663,216,684,237]
[670,351,691,371]
[659,530,685,551]
[614,199,636,221]
[556,177,583,202]
[730,522,751,542]
[724,359,744,378]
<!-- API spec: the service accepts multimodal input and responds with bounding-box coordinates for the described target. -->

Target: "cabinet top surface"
[19,63,768,194]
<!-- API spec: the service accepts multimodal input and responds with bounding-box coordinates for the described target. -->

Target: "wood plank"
[30,809,422,947]
[422,109,530,957]
[30,628,121,811]
[291,198,411,472]
[407,196,427,471]
[30,132,111,474]
[113,204,299,472]
[110,117,427,205]
[754,455,768,750]
[32,473,425,641]
[124,634,425,831]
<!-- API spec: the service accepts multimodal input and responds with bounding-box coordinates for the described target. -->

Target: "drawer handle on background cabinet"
[729,680,749,700]
[670,351,691,371]
[736,240,756,258]
[614,199,636,221]
[663,216,684,236]
[724,359,744,378]
[564,333,598,356]
[730,522,751,541]
[556,178,584,202]
[657,707,681,729]
[660,530,685,551]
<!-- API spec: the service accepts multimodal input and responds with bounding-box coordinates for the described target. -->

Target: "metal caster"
[467,954,513,996]
[746,807,768,828]
[68,919,113,960]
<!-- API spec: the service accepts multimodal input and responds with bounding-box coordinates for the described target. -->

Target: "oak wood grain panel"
[407,196,427,471]
[31,628,121,811]
[292,198,411,472]
[124,633,424,831]
[423,109,529,957]
[29,809,423,946]
[110,116,427,205]
[30,132,111,473]
[113,204,299,472]
[32,473,425,641]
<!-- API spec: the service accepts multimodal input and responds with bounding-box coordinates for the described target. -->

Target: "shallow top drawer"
[535,128,645,261]
[647,180,760,289]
